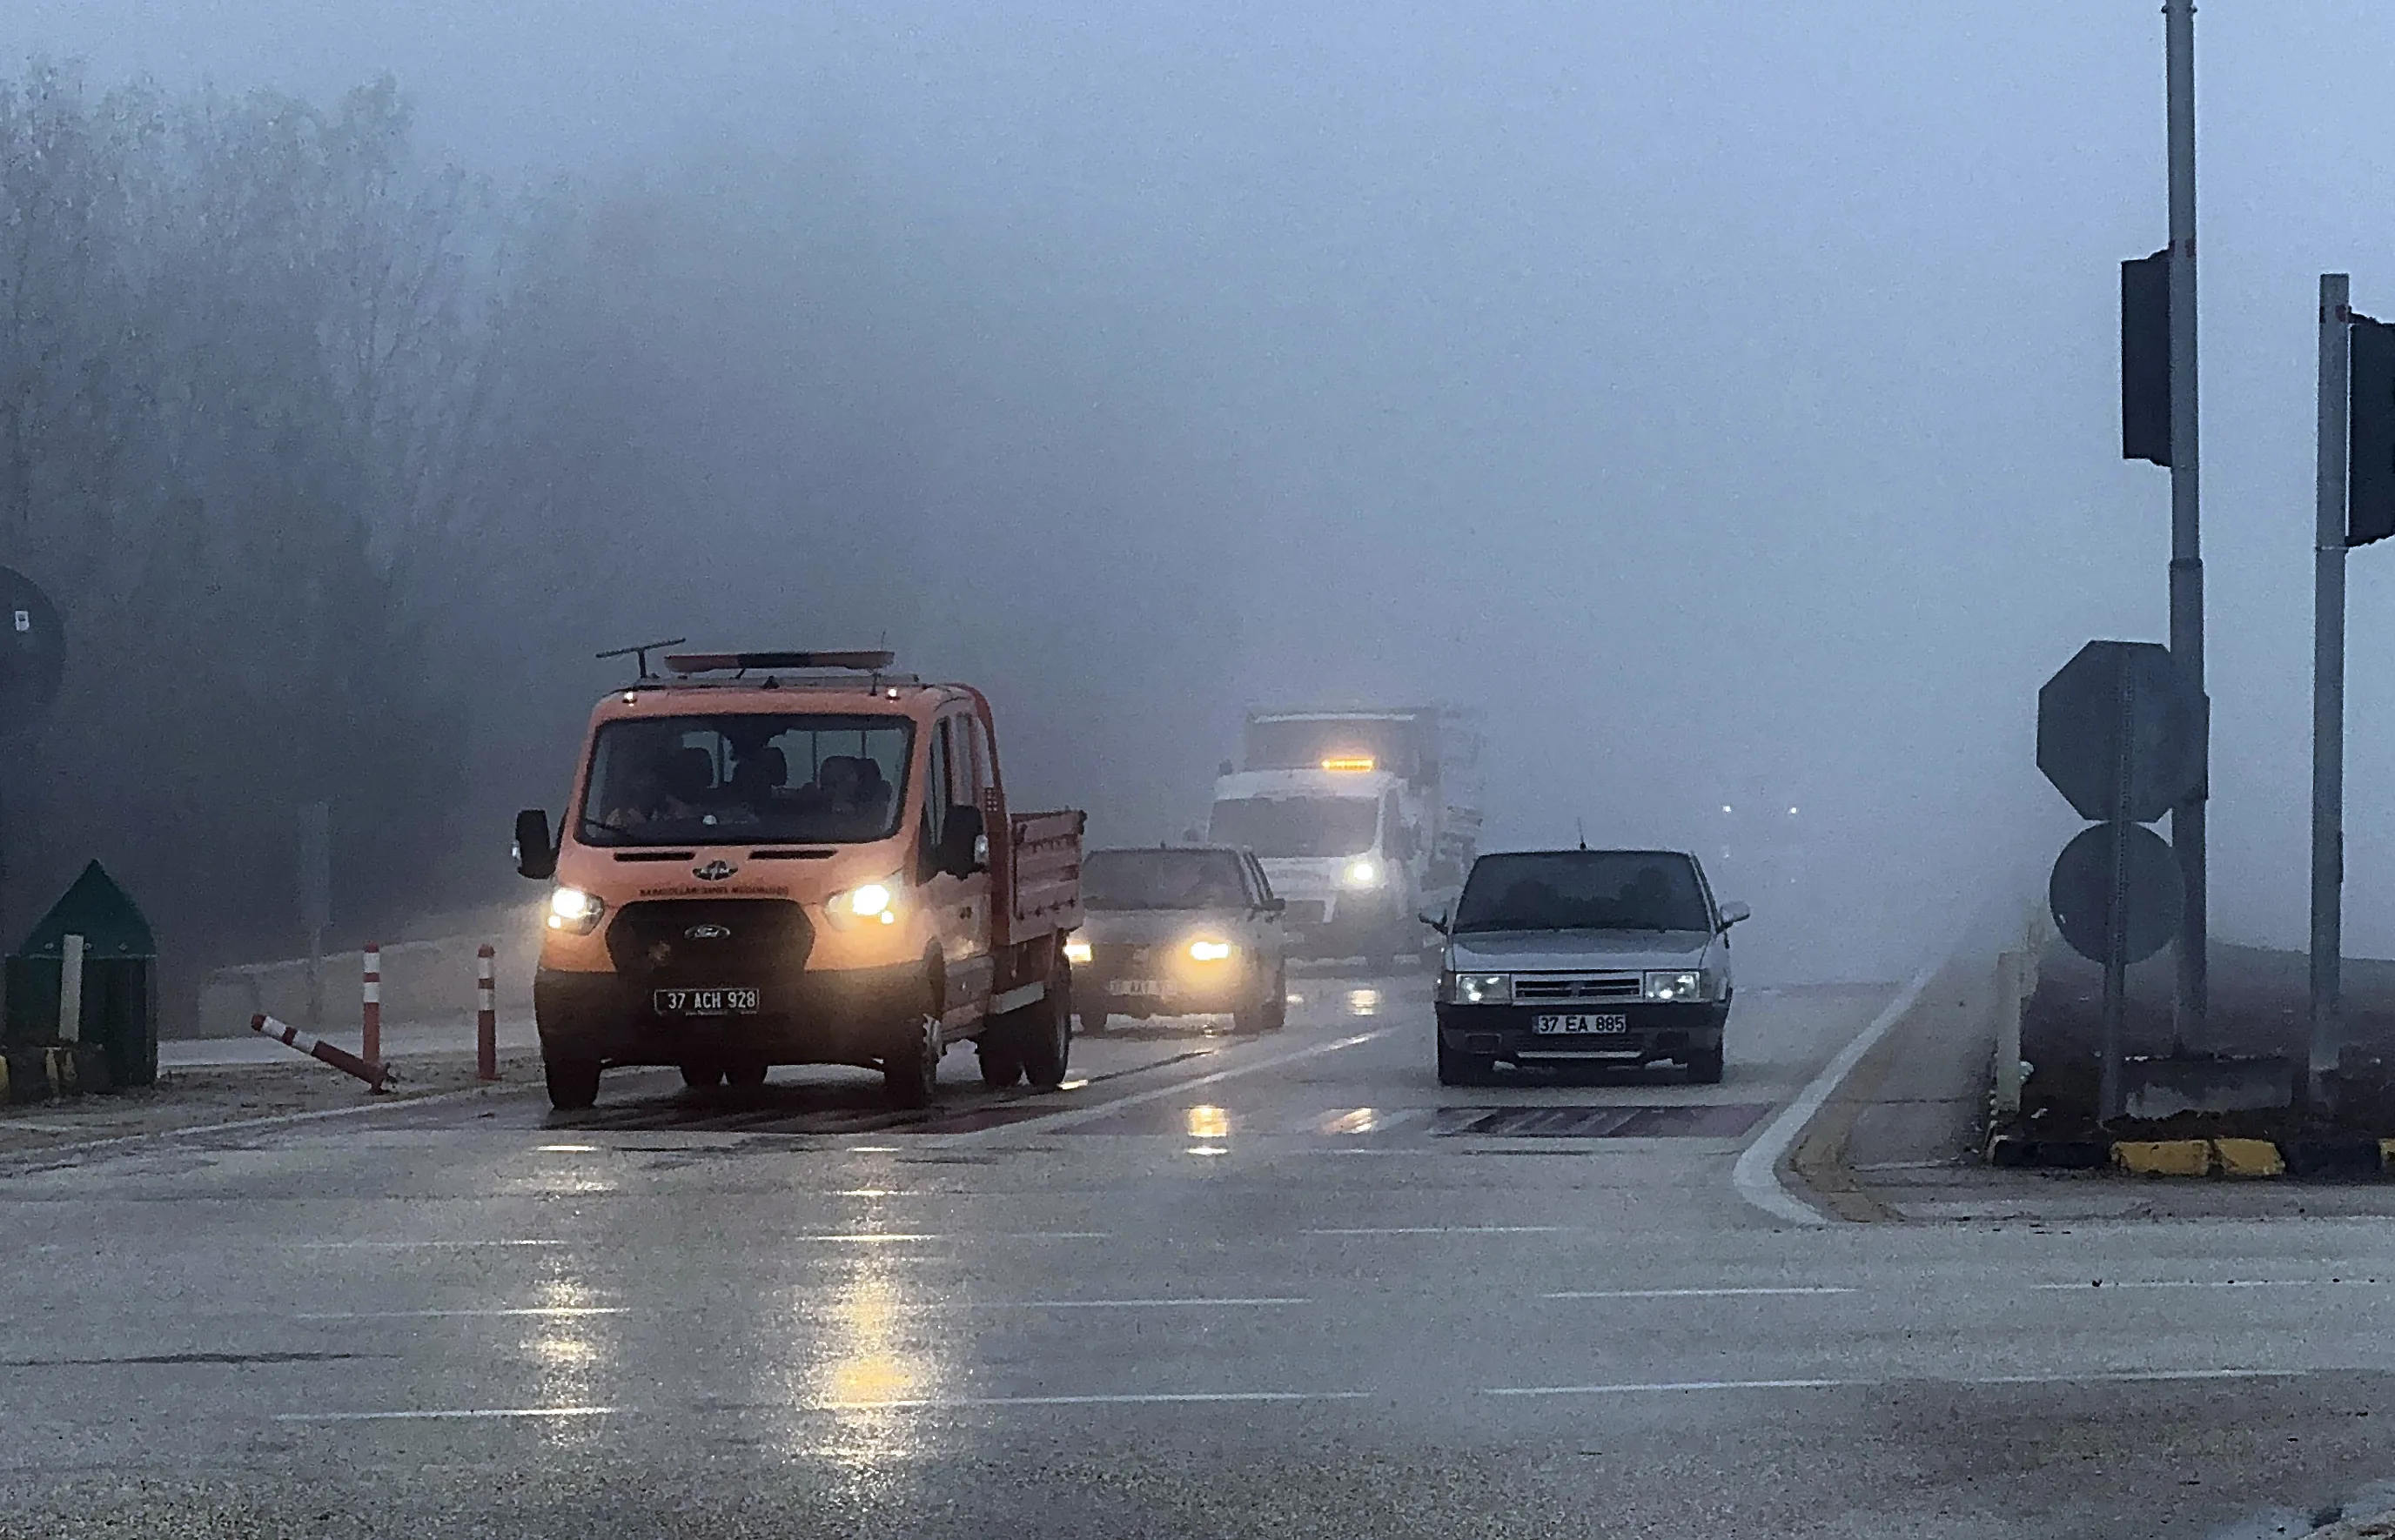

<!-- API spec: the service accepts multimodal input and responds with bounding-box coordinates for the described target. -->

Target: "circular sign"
[2050,821,2184,966]
[0,567,62,733]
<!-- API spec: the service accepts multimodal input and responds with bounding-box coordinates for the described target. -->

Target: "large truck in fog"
[1206,706,1483,962]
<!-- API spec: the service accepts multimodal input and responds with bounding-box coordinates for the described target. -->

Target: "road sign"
[2036,640,2204,824]
[2050,820,2184,967]
[0,567,62,733]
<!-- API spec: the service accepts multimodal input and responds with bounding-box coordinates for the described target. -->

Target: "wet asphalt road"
[3,976,2394,1539]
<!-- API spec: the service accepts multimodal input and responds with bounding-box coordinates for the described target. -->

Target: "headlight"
[1187,939,1234,962]
[547,887,606,934]
[829,876,903,927]
[1063,937,1093,964]
[1343,859,1382,888]
[1643,969,1714,1003]
[1439,971,1511,1005]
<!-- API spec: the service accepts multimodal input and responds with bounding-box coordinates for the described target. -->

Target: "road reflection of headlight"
[1185,1104,1231,1139]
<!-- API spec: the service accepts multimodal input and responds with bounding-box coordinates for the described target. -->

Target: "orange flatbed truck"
[512,648,1083,1111]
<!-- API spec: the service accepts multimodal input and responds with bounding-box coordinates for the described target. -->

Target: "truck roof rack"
[663,649,897,675]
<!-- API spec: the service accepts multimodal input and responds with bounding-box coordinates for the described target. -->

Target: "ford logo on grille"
[692,860,737,881]
[685,923,731,941]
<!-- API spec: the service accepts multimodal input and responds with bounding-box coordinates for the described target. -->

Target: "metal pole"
[2310,272,2351,1107]
[2164,0,2207,1045]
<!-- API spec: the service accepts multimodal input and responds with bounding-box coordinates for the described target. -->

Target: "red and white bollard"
[252,1014,395,1092]
[361,943,381,1066]
[476,943,498,1082]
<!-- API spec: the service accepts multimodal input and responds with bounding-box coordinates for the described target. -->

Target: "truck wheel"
[977,1028,1023,1089]
[724,1060,768,1090]
[1078,1002,1109,1034]
[1017,957,1073,1090]
[545,1056,602,1110]
[1234,966,1285,1035]
[1436,1039,1491,1088]
[882,1016,939,1108]
[1265,965,1288,1030]
[1686,1041,1726,1085]
[679,1062,723,1090]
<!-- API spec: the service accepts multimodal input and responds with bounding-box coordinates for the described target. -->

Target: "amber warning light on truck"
[1320,756,1377,773]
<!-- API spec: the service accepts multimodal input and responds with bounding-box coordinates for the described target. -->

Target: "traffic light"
[2121,249,2170,466]
[2350,314,2395,546]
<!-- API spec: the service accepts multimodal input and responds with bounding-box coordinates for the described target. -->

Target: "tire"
[882,1015,940,1108]
[1234,965,1285,1035]
[977,1028,1024,1089]
[679,1062,723,1090]
[1016,955,1072,1090]
[545,1056,602,1110]
[1078,1003,1109,1034]
[724,1060,768,1090]
[1436,1038,1492,1088]
[1686,1042,1726,1085]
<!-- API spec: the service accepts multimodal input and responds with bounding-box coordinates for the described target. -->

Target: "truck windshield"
[1453,851,1711,934]
[579,714,913,847]
[1083,849,1251,910]
[1208,796,1377,858]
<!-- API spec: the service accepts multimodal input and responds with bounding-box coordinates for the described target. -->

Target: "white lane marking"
[297,1308,629,1320]
[299,1239,561,1249]
[827,1390,1370,1409]
[1731,960,1938,1227]
[0,1084,502,1158]
[795,1231,1110,1243]
[936,1030,1392,1143]
[1484,1368,2299,1397]
[2029,1279,2394,1291]
[1304,1225,1566,1236]
[990,1298,1309,1309]
[1541,1286,1856,1300]
[1489,1378,1847,1396]
[277,1406,621,1422]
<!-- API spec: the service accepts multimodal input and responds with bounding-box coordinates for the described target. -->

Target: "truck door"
[922,714,993,1019]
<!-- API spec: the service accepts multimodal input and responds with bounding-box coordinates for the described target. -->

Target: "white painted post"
[57,932,85,1044]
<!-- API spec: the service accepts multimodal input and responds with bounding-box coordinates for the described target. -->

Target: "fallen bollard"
[251,1014,396,1093]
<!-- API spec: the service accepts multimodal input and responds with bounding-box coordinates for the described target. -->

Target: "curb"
[1988,1130,2395,1177]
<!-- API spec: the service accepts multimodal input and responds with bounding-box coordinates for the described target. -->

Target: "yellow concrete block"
[2112,1140,2212,1176]
[0,1055,10,1102]
[2380,1139,2395,1173]
[2211,1138,2284,1178]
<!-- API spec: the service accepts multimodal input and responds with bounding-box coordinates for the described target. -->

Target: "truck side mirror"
[1263,896,1286,916]
[1418,908,1451,935]
[939,805,987,878]
[514,809,557,880]
[1717,900,1752,931]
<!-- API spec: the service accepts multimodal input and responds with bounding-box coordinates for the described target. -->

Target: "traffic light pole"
[2164,0,2208,1046]
[2310,272,2351,1108]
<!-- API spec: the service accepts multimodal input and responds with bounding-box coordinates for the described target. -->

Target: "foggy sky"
[14,1,2395,962]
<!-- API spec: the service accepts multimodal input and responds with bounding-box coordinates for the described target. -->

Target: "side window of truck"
[963,713,993,807]
[923,720,951,848]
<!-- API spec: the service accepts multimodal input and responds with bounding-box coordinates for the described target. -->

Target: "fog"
[10,1,2395,994]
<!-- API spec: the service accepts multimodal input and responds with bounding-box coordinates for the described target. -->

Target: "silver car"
[1067,846,1289,1034]
[1427,847,1749,1084]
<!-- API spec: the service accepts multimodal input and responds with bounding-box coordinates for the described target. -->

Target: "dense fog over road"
[13,1,2395,989]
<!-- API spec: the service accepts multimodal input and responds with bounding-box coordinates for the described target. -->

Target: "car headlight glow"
[1063,936,1092,964]
[1187,938,1234,962]
[1440,971,1512,1005]
[1343,859,1381,888]
[829,877,903,926]
[547,887,606,934]
[1642,969,1714,1003]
